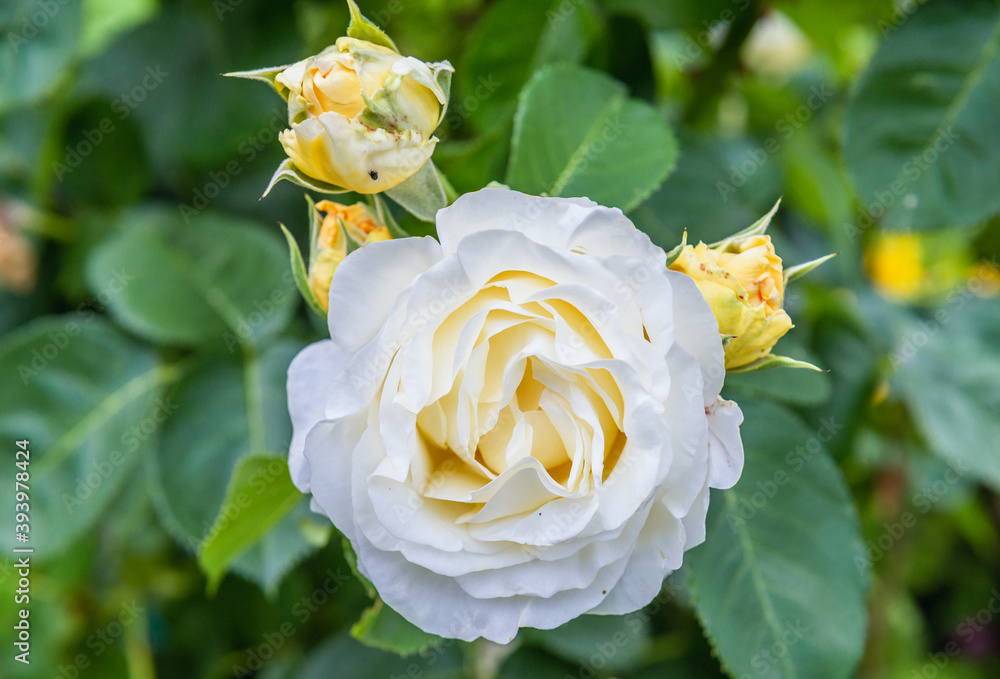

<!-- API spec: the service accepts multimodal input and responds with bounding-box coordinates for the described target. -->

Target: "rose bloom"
[287,188,744,642]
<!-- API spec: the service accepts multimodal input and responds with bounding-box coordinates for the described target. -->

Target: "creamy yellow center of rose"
[407,271,628,513]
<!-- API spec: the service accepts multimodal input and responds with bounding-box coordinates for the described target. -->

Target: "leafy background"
[1,0,999,677]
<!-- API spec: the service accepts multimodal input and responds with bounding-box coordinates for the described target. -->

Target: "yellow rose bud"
[670,235,794,369]
[308,200,391,311]
[275,37,452,194]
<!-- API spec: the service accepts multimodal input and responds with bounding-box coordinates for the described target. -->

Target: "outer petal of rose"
[706,397,745,489]
[436,188,664,267]
[303,414,367,543]
[325,236,442,353]
[286,339,351,492]
[355,530,637,643]
[280,112,436,193]
[587,499,686,615]
[666,269,726,402]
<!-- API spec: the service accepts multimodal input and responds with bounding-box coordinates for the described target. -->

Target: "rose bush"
[287,188,744,642]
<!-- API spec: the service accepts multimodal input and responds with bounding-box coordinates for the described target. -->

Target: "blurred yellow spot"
[866,233,924,301]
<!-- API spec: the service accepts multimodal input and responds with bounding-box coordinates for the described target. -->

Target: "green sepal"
[279,223,326,317]
[784,252,838,286]
[664,229,688,267]
[371,193,412,239]
[346,0,398,51]
[711,198,782,250]
[728,354,826,374]
[384,159,448,222]
[263,158,350,198]
[224,65,291,99]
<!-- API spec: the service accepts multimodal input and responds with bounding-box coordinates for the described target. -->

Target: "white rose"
[287,188,744,643]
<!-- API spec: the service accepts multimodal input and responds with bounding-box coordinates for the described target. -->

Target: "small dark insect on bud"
[369,170,379,180]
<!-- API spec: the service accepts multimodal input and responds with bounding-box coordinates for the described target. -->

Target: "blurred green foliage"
[1,0,999,678]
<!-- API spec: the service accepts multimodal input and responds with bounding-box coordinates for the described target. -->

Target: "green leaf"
[345,0,397,52]
[297,632,464,679]
[146,340,318,593]
[279,223,325,317]
[0,0,82,114]
[0,317,174,558]
[198,454,304,594]
[341,537,376,598]
[843,0,1000,230]
[85,207,296,349]
[351,599,443,657]
[521,614,650,672]
[383,159,448,222]
[894,299,1000,492]
[457,0,600,132]
[80,0,157,57]
[507,64,677,212]
[687,401,869,679]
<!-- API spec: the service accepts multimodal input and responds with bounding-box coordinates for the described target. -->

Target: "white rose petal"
[287,187,744,643]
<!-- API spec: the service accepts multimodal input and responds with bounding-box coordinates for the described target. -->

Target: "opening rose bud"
[275,38,452,194]
[226,0,453,197]
[308,200,391,312]
[670,234,794,369]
